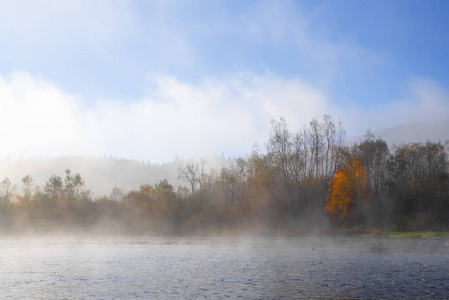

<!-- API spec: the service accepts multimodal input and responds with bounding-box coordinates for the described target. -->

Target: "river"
[0,236,448,299]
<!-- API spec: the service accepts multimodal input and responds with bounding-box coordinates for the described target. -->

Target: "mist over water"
[0,116,448,299]
[0,236,448,299]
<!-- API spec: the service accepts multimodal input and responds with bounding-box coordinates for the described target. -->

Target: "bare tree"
[110,186,125,202]
[178,160,204,204]
[21,174,35,205]
[63,169,86,209]
[0,177,15,206]
[236,157,248,195]
[267,117,294,201]
[308,117,323,179]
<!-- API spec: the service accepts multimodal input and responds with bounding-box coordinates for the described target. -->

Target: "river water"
[0,236,448,299]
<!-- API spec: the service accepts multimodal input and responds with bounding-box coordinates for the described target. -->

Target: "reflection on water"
[0,237,448,299]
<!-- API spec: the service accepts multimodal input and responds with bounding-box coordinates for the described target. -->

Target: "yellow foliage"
[325,158,366,220]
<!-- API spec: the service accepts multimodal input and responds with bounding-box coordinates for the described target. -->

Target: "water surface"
[0,236,448,299]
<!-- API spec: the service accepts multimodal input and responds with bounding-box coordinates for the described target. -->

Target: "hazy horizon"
[0,117,446,196]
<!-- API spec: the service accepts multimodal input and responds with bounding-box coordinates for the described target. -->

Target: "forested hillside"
[0,116,448,235]
[0,155,234,196]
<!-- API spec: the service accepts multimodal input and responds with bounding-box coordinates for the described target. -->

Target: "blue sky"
[0,0,448,162]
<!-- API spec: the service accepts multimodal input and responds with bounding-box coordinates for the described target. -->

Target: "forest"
[0,116,448,235]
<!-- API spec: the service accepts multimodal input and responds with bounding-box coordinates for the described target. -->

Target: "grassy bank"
[340,227,449,238]
[380,231,449,238]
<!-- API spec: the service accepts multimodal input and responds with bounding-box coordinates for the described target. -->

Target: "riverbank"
[332,227,449,238]
[380,231,449,238]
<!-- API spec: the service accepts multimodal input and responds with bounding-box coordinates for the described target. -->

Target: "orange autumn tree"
[325,157,367,222]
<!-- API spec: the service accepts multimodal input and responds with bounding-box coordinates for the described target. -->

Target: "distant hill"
[352,120,449,146]
[0,155,236,197]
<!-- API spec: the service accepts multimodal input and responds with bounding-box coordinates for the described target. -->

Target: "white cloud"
[86,72,329,161]
[0,72,329,162]
[0,72,448,163]
[0,72,85,157]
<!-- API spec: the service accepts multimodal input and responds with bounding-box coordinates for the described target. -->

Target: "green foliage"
[383,231,448,238]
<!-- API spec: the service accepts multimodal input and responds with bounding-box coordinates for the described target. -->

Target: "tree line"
[0,116,448,234]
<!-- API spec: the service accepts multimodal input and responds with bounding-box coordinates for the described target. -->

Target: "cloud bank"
[0,72,448,163]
